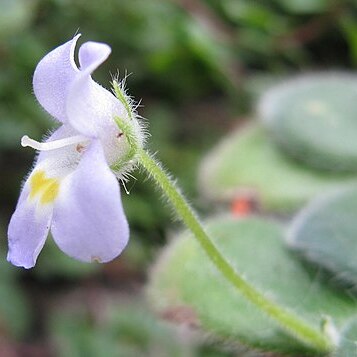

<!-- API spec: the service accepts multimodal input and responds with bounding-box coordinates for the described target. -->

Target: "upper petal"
[66,41,127,137]
[78,41,110,72]
[33,34,81,122]
[51,140,129,263]
[7,173,54,269]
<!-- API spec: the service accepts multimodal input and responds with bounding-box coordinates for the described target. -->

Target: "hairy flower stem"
[137,148,333,353]
[113,109,333,353]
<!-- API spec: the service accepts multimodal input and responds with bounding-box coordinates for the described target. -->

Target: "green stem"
[137,148,333,353]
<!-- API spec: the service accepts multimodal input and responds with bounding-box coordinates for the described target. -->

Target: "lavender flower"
[7,35,144,269]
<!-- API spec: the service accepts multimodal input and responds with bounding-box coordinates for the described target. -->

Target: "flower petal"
[78,41,110,72]
[51,140,129,263]
[66,41,127,137]
[33,34,81,122]
[7,179,52,269]
[36,124,85,177]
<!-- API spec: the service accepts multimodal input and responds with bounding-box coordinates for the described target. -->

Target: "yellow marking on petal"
[41,180,59,204]
[29,171,47,198]
[29,170,60,204]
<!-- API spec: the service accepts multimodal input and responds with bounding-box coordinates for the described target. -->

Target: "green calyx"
[111,116,140,173]
[112,79,134,121]
[111,79,142,173]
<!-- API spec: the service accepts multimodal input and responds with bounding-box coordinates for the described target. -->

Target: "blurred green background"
[1,0,357,355]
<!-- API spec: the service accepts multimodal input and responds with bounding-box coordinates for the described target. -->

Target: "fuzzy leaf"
[258,73,357,172]
[198,123,357,212]
[148,216,357,354]
[288,186,357,287]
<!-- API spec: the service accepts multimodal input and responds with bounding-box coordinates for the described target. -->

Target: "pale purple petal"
[33,34,81,122]
[66,41,127,137]
[7,183,52,269]
[36,125,84,177]
[78,41,110,71]
[36,125,75,162]
[51,140,129,263]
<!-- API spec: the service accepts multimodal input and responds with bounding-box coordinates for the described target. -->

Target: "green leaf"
[148,216,357,354]
[274,0,329,13]
[258,73,357,172]
[340,15,357,67]
[220,0,287,33]
[198,123,357,212]
[288,186,357,287]
[0,0,35,38]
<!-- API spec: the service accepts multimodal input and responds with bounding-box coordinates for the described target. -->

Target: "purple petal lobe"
[79,41,111,71]
[7,182,52,269]
[66,41,126,137]
[51,140,129,263]
[33,34,81,122]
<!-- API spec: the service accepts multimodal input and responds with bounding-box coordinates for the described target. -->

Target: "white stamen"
[124,172,137,181]
[121,179,130,195]
[21,135,88,151]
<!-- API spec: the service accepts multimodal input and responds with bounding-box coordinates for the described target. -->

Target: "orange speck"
[231,197,252,217]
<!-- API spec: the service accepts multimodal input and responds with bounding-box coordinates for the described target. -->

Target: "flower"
[7,35,144,269]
